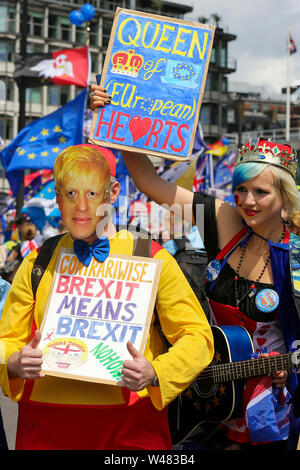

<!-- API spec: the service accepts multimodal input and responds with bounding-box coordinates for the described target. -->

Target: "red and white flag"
[289,34,297,55]
[14,46,90,88]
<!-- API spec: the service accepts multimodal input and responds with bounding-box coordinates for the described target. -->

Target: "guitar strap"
[288,232,300,320]
[207,226,300,323]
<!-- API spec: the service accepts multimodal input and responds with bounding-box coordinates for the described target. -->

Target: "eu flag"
[0,89,87,196]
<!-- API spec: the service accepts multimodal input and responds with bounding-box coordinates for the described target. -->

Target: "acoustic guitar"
[169,325,300,445]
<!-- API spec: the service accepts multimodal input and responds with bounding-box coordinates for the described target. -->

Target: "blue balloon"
[69,10,85,26]
[81,4,95,21]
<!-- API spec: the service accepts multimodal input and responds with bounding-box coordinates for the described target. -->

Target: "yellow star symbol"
[204,402,211,412]
[52,147,60,153]
[28,153,36,159]
[29,136,37,142]
[41,129,49,136]
[212,397,220,407]
[41,151,48,157]
[47,187,53,193]
[54,125,62,133]
[215,351,222,362]
[40,193,44,197]
[59,136,67,144]
[18,149,26,156]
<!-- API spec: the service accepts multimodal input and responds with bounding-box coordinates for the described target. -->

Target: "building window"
[200,105,210,125]
[0,116,13,140]
[27,11,44,37]
[27,43,44,54]
[0,5,16,33]
[102,19,113,47]
[210,47,216,64]
[227,108,235,124]
[0,40,14,62]
[25,88,42,104]
[211,73,219,92]
[48,86,70,107]
[205,72,211,91]
[76,20,99,46]
[90,51,99,74]
[0,79,14,101]
[0,81,5,101]
[211,104,219,125]
[49,14,71,42]
[250,102,259,113]
[221,43,227,68]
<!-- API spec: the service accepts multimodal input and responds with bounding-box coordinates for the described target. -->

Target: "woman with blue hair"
[91,88,300,449]
[125,138,300,449]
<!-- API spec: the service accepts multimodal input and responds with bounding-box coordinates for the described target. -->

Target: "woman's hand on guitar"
[260,353,288,388]
[271,369,288,388]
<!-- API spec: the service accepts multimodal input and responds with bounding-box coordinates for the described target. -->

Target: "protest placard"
[89,8,214,161]
[40,249,162,385]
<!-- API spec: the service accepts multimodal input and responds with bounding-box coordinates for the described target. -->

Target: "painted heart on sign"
[128,116,152,143]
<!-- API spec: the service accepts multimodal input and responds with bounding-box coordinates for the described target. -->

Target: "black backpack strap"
[289,232,300,320]
[31,234,64,298]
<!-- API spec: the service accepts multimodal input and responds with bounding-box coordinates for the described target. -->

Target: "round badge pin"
[255,288,279,313]
[205,259,221,282]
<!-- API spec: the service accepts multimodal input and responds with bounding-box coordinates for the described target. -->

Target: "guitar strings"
[193,354,291,383]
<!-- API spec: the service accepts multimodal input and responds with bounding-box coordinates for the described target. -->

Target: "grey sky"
[181,0,300,94]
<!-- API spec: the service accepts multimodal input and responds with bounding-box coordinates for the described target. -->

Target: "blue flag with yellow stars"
[0,89,87,196]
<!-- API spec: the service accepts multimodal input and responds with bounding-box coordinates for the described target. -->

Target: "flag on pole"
[0,89,87,196]
[289,34,297,55]
[214,150,237,188]
[208,137,229,157]
[14,47,90,88]
[192,153,210,192]
[158,123,209,190]
[21,178,58,231]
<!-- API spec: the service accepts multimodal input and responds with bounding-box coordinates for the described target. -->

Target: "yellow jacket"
[0,230,213,410]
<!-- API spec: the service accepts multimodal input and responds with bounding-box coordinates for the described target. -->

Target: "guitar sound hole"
[192,375,217,399]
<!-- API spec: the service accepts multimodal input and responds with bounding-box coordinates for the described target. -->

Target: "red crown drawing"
[111,49,144,78]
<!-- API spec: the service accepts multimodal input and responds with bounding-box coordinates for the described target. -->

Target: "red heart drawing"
[128,116,152,143]
[257,337,267,347]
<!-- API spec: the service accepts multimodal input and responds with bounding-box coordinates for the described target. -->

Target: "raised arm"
[123,150,195,224]
[89,84,194,223]
[89,84,241,235]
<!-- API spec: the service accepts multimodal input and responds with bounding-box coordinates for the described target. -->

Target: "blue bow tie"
[73,237,110,266]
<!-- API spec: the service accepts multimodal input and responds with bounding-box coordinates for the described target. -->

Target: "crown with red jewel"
[111,49,144,78]
[235,137,298,179]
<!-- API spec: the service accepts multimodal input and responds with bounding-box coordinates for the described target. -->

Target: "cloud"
[183,0,300,92]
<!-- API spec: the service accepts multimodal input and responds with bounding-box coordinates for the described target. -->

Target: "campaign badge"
[205,259,221,282]
[255,288,279,313]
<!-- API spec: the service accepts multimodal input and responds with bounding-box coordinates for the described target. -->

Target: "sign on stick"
[40,249,162,385]
[89,8,215,161]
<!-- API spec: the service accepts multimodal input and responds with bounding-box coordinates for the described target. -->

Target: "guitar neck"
[210,353,292,384]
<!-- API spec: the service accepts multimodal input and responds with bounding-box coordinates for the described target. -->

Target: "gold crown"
[111,49,144,78]
[236,138,298,180]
